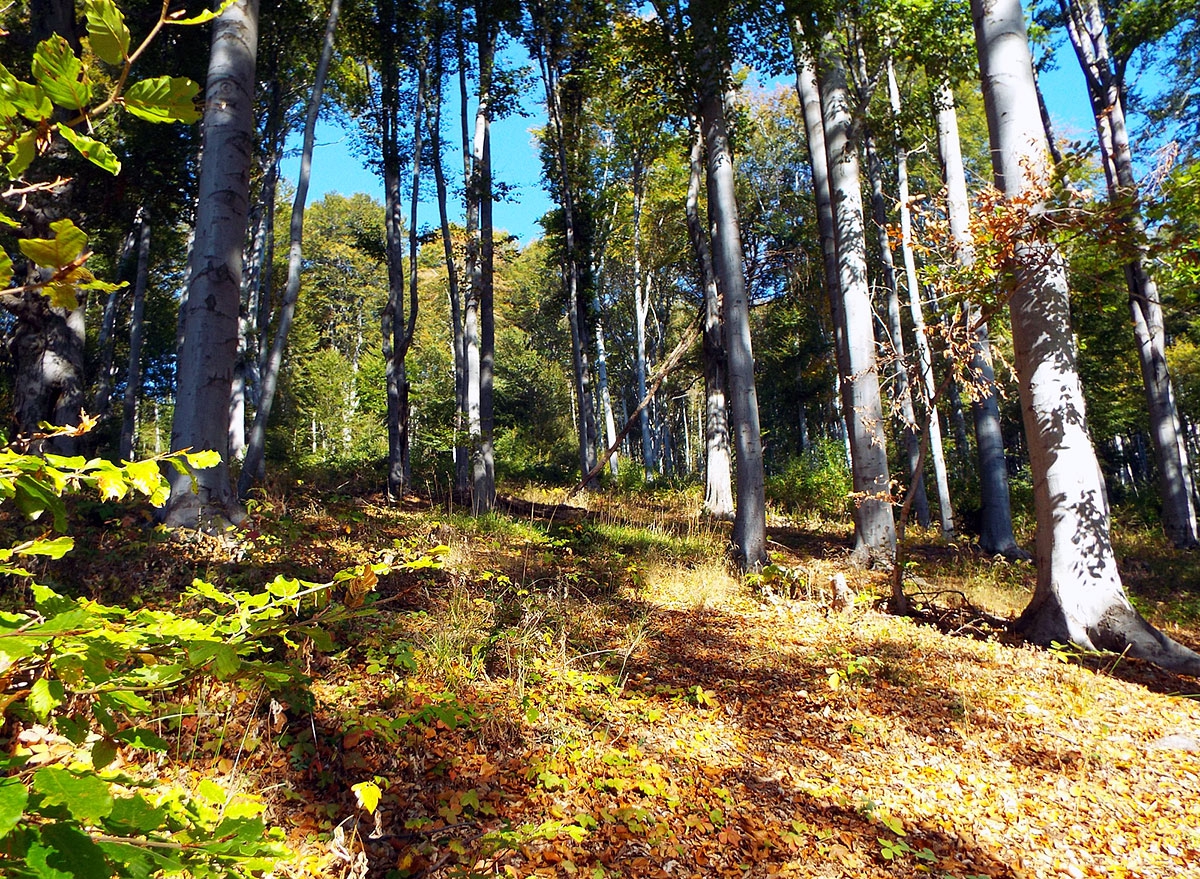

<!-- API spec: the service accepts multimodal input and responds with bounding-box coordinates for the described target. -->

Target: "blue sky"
[288,33,1149,248]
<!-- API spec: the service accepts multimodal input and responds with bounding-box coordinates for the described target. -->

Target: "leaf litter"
[25,486,1200,879]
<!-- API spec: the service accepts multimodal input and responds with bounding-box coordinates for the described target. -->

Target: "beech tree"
[972,0,1200,672]
[1053,0,1198,548]
[164,0,259,528]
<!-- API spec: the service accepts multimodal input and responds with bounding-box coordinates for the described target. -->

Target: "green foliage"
[764,440,852,522]
[0,430,447,877]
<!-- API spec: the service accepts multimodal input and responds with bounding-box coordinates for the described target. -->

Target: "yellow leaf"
[352,780,381,815]
[96,470,127,501]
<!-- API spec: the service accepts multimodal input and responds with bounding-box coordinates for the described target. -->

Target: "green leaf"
[115,728,169,751]
[44,282,80,310]
[57,125,121,175]
[27,678,65,721]
[29,824,111,879]
[0,64,53,121]
[15,536,74,559]
[91,737,118,770]
[0,776,28,839]
[184,449,221,469]
[18,218,88,272]
[13,474,67,531]
[31,36,93,110]
[123,76,200,124]
[167,0,238,26]
[104,794,166,835]
[6,130,38,178]
[32,767,113,822]
[123,459,164,498]
[84,0,131,65]
[0,249,11,289]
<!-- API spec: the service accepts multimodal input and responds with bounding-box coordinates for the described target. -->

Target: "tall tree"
[972,0,1200,672]
[691,0,767,568]
[237,0,341,500]
[1056,0,1198,548]
[929,76,1023,555]
[165,0,260,528]
[816,32,896,565]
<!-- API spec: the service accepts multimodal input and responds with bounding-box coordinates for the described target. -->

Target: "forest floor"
[18,479,1200,879]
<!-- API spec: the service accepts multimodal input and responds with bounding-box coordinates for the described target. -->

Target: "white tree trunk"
[819,43,895,565]
[685,119,733,519]
[973,0,1200,673]
[930,77,1020,552]
[120,209,151,461]
[696,14,766,570]
[237,0,340,500]
[1059,0,1198,548]
[165,0,259,528]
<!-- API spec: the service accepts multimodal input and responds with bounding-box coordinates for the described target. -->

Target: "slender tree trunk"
[91,219,131,423]
[536,32,598,487]
[863,123,930,528]
[119,210,151,461]
[1059,0,1198,549]
[792,26,854,478]
[594,306,620,477]
[695,7,766,570]
[429,35,468,496]
[631,160,657,475]
[466,8,497,512]
[931,77,1021,554]
[889,67,954,536]
[237,0,340,500]
[819,42,895,565]
[165,0,259,528]
[972,0,1200,673]
[685,118,733,518]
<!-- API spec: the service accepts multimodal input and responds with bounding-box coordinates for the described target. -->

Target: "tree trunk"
[818,42,895,565]
[931,77,1022,554]
[685,118,733,519]
[891,66,954,536]
[119,210,151,461]
[466,7,497,513]
[972,0,1200,673]
[165,0,259,528]
[863,123,930,528]
[237,0,339,500]
[791,27,854,489]
[429,33,468,496]
[632,159,657,475]
[695,7,766,570]
[1059,0,1199,549]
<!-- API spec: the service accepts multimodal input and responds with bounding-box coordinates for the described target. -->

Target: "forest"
[1,0,1200,876]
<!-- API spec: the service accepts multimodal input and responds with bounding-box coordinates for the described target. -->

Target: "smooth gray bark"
[819,45,896,565]
[893,67,954,536]
[791,29,854,478]
[465,8,497,512]
[685,120,733,519]
[1059,0,1198,549]
[631,161,657,476]
[696,13,766,570]
[165,0,259,528]
[237,0,339,501]
[536,33,599,488]
[931,78,1021,554]
[972,0,1200,673]
[863,123,930,529]
[120,210,151,461]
